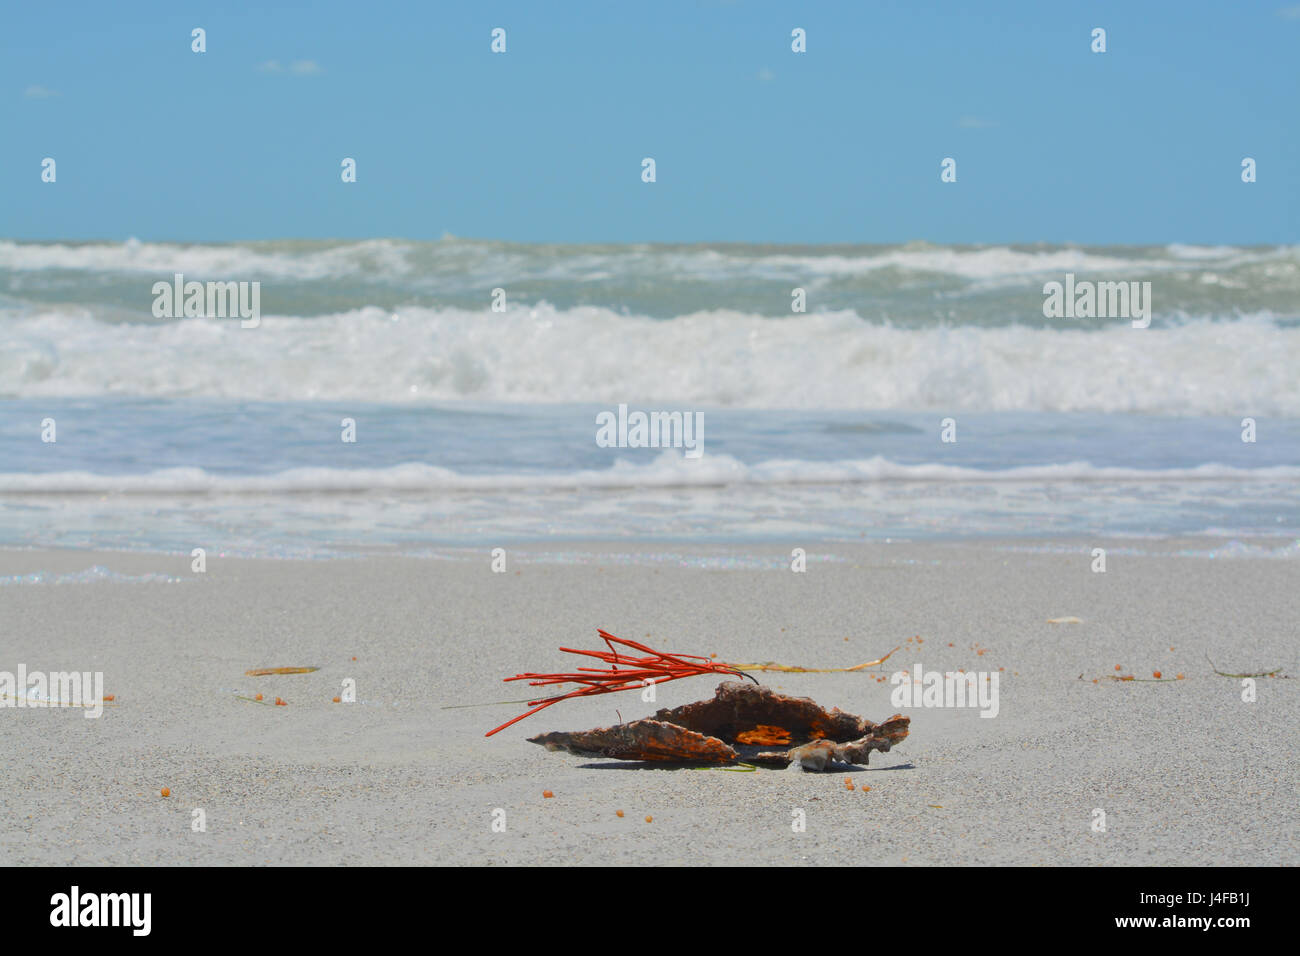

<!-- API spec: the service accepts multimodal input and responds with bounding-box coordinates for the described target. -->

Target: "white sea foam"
[1,303,1296,414]
[2,455,1296,495]
[0,566,186,585]
[1,239,1292,285]
[0,239,417,280]
[740,247,1147,280]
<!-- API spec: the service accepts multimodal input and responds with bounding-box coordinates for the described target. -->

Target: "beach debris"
[1046,616,1082,624]
[721,645,899,674]
[486,630,905,737]
[1079,672,1181,684]
[245,667,318,676]
[1079,656,1287,684]
[485,630,754,737]
[542,790,554,798]
[528,681,909,771]
[160,788,170,798]
[0,691,118,709]
[1206,655,1287,679]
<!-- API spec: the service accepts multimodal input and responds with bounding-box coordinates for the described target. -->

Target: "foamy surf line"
[2,238,1296,283]
[3,307,1299,414]
[3,457,1299,494]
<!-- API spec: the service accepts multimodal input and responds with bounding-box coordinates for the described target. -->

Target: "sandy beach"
[2,539,1295,866]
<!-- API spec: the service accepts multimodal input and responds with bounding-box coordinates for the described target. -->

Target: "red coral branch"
[485,629,753,737]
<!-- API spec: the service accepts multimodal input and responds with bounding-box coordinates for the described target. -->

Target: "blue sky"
[3,0,1297,244]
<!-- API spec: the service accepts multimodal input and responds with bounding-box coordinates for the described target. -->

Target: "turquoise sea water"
[1,240,1296,553]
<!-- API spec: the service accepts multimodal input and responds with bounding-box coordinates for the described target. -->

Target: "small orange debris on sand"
[1169,647,1175,652]
[1176,673,1185,680]
[1153,671,1162,679]
[542,790,554,798]
[948,643,954,647]
[1115,665,1122,671]
[254,693,263,701]
[616,810,624,818]
[103,694,115,702]
[160,788,170,798]
[332,696,341,703]
[710,653,717,659]
[845,779,855,791]
[861,786,871,792]
[274,697,287,706]
[351,656,357,661]
[245,667,318,676]
[644,816,653,823]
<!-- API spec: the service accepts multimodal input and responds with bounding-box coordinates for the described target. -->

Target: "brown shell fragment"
[527,681,909,771]
[529,719,737,763]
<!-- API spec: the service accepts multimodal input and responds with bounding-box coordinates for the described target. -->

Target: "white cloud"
[1277,5,1300,19]
[957,116,998,129]
[757,67,775,82]
[24,85,60,98]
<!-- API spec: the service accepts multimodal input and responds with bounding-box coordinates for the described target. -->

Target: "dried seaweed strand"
[485,629,753,738]
[1078,674,1178,683]
[723,645,899,673]
[1206,654,1286,679]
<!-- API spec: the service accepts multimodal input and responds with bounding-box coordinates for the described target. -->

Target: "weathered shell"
[527,681,909,771]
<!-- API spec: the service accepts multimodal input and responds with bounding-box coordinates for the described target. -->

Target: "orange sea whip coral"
[485,629,754,738]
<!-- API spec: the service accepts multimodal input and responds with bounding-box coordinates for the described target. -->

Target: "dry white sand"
[1,540,1296,865]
